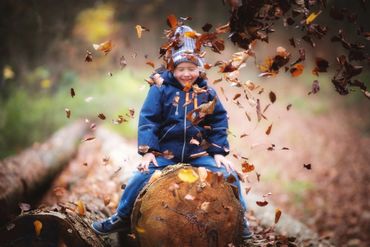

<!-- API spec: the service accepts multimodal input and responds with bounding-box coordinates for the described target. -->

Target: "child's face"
[173,62,200,87]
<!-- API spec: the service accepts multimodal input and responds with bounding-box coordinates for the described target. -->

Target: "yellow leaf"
[178,168,199,183]
[3,65,14,80]
[75,200,85,216]
[184,31,198,39]
[306,11,322,25]
[33,220,43,237]
[198,167,208,183]
[136,225,145,233]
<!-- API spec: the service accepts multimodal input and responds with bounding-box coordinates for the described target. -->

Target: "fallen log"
[0,127,136,247]
[0,128,245,247]
[0,121,89,224]
[131,164,244,247]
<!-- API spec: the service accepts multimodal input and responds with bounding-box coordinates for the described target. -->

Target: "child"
[91,25,252,239]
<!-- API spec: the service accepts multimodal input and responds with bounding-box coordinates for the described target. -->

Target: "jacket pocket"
[159,124,177,143]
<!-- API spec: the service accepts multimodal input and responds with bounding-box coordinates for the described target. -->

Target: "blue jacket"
[138,70,229,163]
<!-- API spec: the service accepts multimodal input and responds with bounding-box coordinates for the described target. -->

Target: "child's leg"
[189,156,247,211]
[116,156,175,218]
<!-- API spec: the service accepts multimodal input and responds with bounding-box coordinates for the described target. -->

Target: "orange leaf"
[93,40,113,55]
[146,61,155,68]
[290,64,304,77]
[33,220,43,237]
[167,14,178,28]
[75,200,85,216]
[184,31,198,39]
[241,161,255,173]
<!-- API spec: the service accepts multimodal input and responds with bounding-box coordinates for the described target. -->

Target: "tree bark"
[131,164,244,247]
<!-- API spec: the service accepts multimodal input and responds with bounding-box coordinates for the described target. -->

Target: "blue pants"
[116,156,247,218]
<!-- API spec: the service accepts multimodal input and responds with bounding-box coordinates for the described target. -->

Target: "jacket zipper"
[158,124,176,143]
[175,91,180,115]
[181,92,189,162]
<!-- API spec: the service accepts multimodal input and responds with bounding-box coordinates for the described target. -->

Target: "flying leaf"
[275,208,282,224]
[136,25,150,38]
[178,168,199,183]
[70,88,75,98]
[306,11,322,25]
[308,80,320,95]
[81,136,95,143]
[241,161,255,173]
[256,200,268,207]
[167,14,178,28]
[93,40,112,55]
[303,163,312,170]
[269,91,276,103]
[98,113,106,120]
[265,124,273,135]
[146,61,155,68]
[290,64,304,77]
[85,50,93,62]
[65,108,71,119]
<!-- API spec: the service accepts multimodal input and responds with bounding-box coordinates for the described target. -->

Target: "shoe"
[91,213,130,235]
[241,219,253,240]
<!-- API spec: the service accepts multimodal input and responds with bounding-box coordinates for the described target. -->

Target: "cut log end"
[131,164,244,247]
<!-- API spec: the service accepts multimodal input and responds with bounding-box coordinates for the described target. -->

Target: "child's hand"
[138,152,158,172]
[214,154,235,174]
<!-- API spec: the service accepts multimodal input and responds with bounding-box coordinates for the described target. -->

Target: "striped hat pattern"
[172,25,204,68]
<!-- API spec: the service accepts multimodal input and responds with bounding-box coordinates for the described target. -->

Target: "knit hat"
[172,25,204,68]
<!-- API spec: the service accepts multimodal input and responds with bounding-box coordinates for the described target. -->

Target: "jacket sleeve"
[204,88,230,156]
[137,85,163,155]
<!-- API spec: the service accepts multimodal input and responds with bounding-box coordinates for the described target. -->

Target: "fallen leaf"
[178,168,199,183]
[184,194,195,200]
[75,200,85,216]
[33,220,43,237]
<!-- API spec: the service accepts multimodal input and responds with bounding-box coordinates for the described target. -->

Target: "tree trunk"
[131,164,244,247]
[0,121,89,224]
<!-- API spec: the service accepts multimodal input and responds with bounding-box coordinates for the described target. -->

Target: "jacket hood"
[160,70,208,90]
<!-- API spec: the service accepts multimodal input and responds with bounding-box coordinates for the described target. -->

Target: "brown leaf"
[303,163,312,170]
[70,88,75,98]
[81,136,95,143]
[98,113,106,120]
[202,23,213,32]
[233,93,241,101]
[33,220,43,237]
[269,91,276,103]
[146,61,155,68]
[308,80,320,95]
[256,99,262,122]
[265,124,273,135]
[65,108,71,119]
[287,104,292,111]
[256,200,268,207]
[85,50,93,62]
[275,208,282,224]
